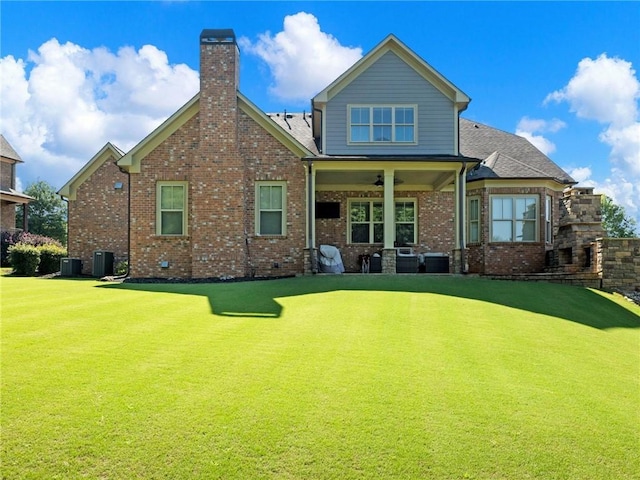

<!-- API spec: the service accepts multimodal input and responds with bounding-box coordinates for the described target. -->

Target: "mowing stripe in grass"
[2,275,639,479]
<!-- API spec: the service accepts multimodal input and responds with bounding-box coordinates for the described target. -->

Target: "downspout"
[459,161,467,274]
[307,159,316,273]
[117,164,131,278]
[22,202,29,232]
[312,106,323,154]
[60,197,68,245]
[457,110,468,274]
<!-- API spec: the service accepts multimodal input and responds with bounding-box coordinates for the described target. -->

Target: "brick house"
[58,143,128,275]
[1,134,32,232]
[60,29,578,279]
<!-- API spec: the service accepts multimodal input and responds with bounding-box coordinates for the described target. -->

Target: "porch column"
[453,163,467,273]
[305,160,317,274]
[382,169,396,273]
[383,169,395,249]
[22,203,28,232]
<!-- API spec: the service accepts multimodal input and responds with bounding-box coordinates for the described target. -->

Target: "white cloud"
[566,166,593,184]
[545,54,639,127]
[239,12,363,103]
[548,54,640,227]
[515,116,566,155]
[599,122,640,177]
[1,38,199,190]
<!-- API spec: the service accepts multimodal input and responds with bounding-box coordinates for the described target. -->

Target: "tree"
[16,180,67,245]
[601,195,638,238]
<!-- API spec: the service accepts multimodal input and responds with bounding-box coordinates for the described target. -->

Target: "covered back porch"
[303,157,478,274]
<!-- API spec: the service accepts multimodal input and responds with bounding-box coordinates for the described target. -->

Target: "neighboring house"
[60,29,579,279]
[0,134,32,231]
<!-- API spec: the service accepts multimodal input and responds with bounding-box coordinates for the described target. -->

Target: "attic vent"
[200,29,236,44]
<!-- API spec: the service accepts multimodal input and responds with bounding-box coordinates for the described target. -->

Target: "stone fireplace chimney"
[551,187,605,272]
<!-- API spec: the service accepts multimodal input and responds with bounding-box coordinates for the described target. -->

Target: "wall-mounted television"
[316,202,340,219]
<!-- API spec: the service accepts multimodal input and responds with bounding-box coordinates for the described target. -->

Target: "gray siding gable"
[324,51,455,155]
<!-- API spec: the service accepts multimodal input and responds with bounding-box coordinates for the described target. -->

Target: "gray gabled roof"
[0,134,23,162]
[268,112,320,155]
[268,113,575,184]
[460,119,574,184]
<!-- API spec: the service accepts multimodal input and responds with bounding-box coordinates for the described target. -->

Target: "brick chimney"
[192,29,247,278]
[199,29,239,152]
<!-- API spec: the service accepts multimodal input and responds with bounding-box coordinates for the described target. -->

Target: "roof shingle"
[0,134,23,162]
[268,113,574,184]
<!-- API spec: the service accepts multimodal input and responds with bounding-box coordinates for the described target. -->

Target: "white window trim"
[347,198,417,245]
[255,181,287,236]
[394,198,417,245]
[348,199,384,244]
[156,181,188,236]
[545,194,553,244]
[490,195,539,243]
[347,104,418,145]
[468,196,481,244]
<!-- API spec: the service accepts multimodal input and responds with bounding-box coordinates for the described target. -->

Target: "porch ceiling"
[315,169,455,189]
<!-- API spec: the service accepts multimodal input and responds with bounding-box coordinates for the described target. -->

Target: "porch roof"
[0,188,33,204]
[302,154,481,163]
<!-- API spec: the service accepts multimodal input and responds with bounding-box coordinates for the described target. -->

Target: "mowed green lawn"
[1,274,639,479]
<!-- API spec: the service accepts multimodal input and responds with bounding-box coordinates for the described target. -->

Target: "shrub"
[38,244,68,275]
[1,231,65,268]
[114,260,129,276]
[8,244,40,276]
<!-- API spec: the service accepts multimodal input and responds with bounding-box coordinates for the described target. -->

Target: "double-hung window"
[256,182,286,236]
[491,196,537,242]
[545,195,553,243]
[395,201,416,244]
[157,182,187,235]
[350,200,384,243]
[348,199,417,244]
[349,105,416,144]
[468,197,480,243]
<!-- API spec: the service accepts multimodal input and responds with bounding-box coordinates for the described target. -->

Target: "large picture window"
[349,105,416,144]
[348,199,416,244]
[257,182,286,236]
[157,182,187,235]
[491,196,537,242]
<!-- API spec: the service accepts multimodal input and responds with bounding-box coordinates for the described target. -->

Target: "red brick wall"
[1,161,17,230]
[1,161,14,190]
[315,190,456,272]
[67,154,129,274]
[239,111,306,278]
[127,109,307,279]
[1,202,16,230]
[128,115,198,279]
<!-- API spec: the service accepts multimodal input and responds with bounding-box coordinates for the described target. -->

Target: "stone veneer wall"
[597,237,640,291]
[552,187,604,272]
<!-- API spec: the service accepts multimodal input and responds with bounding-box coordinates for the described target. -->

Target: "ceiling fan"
[373,175,403,186]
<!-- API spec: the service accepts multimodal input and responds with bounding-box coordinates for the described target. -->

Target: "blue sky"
[1,1,639,225]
